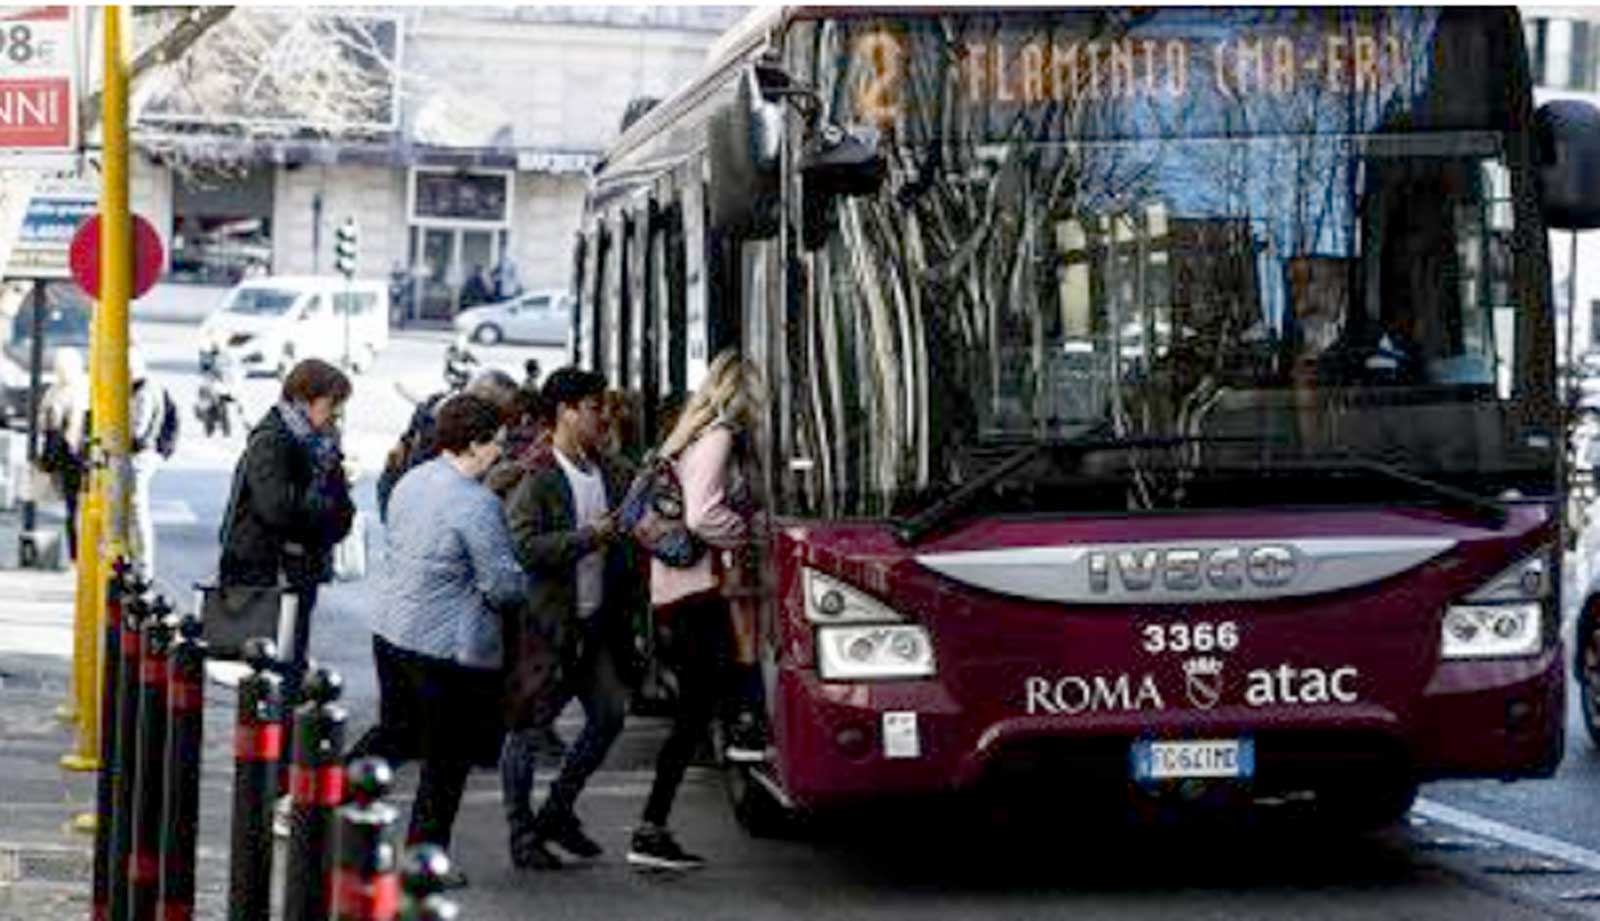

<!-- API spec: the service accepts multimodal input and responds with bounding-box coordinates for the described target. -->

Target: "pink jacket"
[650,426,750,609]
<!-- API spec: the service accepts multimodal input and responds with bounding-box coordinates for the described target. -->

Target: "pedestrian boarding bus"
[572,7,1600,832]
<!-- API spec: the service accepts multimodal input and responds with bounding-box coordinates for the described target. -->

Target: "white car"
[200,276,391,376]
[453,290,571,346]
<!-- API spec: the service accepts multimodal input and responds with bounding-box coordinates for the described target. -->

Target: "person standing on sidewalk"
[629,350,765,871]
[217,358,355,827]
[370,393,526,885]
[500,367,641,870]
[127,347,171,579]
[37,347,88,559]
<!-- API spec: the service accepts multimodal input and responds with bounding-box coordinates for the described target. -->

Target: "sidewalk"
[0,507,237,919]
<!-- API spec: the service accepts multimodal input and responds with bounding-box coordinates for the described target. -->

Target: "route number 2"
[1141,621,1239,654]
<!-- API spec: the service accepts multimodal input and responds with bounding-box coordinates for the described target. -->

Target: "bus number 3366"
[1142,622,1240,655]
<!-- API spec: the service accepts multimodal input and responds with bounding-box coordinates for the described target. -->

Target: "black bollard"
[330,758,400,921]
[398,846,460,921]
[92,559,141,921]
[228,638,283,921]
[283,666,349,921]
[158,616,206,921]
[108,577,154,921]
[128,603,175,921]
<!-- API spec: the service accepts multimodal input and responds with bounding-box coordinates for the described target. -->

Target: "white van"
[199,276,391,376]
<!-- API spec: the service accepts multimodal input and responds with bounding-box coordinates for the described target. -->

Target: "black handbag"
[195,583,299,661]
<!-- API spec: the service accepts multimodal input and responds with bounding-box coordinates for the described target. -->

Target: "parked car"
[199,275,391,376]
[0,282,91,429]
[452,289,571,346]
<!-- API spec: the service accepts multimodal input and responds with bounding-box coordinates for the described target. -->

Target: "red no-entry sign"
[68,213,165,301]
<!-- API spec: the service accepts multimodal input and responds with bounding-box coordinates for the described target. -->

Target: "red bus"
[572,7,1600,832]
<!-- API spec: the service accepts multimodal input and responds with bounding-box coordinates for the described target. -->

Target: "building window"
[1575,21,1594,90]
[1547,18,1573,89]
[1527,18,1548,87]
[411,171,510,224]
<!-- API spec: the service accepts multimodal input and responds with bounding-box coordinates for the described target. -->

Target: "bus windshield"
[780,7,1553,519]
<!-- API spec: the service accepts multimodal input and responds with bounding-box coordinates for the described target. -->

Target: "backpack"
[617,451,704,568]
[154,390,180,459]
[132,381,180,459]
[376,393,444,522]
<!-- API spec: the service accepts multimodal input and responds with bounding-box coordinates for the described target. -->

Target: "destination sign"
[852,27,1415,127]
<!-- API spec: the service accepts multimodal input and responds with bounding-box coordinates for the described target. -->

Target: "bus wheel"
[1577,607,1600,749]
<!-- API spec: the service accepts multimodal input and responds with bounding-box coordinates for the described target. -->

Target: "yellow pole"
[57,308,95,727]
[99,0,132,689]
[63,5,130,779]
[59,316,102,770]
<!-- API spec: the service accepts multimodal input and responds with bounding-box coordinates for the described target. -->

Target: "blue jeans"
[500,616,629,829]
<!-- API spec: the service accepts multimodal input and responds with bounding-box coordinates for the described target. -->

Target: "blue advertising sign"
[10,191,94,279]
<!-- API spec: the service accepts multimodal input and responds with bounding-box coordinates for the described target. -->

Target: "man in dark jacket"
[500,367,640,870]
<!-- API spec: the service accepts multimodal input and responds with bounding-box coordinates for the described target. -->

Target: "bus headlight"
[1441,548,1551,660]
[1440,603,1541,659]
[817,625,936,680]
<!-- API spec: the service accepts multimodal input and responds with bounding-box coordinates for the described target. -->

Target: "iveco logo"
[1088,545,1298,594]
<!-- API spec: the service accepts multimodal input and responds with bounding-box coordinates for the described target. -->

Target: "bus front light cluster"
[805,567,938,680]
[1441,548,1551,660]
[817,625,937,680]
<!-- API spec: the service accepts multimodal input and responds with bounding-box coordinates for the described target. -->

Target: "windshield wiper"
[1320,448,1509,529]
[891,434,1259,546]
[890,437,1509,545]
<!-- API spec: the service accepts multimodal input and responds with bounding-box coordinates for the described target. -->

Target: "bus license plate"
[1132,738,1254,781]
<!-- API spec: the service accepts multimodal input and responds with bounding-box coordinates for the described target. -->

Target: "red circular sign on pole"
[68,214,165,301]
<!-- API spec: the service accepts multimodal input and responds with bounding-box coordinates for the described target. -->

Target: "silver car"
[453,290,572,346]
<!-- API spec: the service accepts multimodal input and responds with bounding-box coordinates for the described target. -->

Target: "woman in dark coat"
[217,358,355,810]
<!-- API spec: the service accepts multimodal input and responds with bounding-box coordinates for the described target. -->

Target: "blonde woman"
[628,349,765,871]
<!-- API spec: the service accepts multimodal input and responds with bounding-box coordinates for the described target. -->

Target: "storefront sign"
[0,6,78,164]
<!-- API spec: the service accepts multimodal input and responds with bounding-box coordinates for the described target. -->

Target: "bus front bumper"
[774,648,1563,811]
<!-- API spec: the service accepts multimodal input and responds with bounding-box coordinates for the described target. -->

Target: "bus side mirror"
[708,65,784,239]
[800,123,884,199]
[798,124,884,251]
[1537,100,1600,230]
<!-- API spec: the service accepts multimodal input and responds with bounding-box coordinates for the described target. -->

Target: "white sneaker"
[272,794,291,839]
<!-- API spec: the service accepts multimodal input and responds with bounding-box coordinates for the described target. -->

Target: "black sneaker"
[511,829,563,871]
[626,825,706,871]
[538,812,602,860]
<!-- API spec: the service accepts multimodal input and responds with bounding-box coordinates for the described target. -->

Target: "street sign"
[0,7,79,165]
[69,214,165,301]
[10,179,95,279]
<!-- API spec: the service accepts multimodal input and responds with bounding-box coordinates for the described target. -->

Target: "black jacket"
[501,444,642,728]
[218,406,355,588]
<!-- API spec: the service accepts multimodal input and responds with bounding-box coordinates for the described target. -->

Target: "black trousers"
[642,594,732,828]
[346,634,421,768]
[395,648,501,849]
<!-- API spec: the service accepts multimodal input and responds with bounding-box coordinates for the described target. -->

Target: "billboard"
[11,179,95,280]
[0,6,79,163]
[138,11,402,133]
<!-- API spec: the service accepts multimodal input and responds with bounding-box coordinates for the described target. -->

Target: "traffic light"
[334,218,359,279]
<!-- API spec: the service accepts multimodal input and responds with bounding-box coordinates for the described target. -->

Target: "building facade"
[130,6,745,321]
